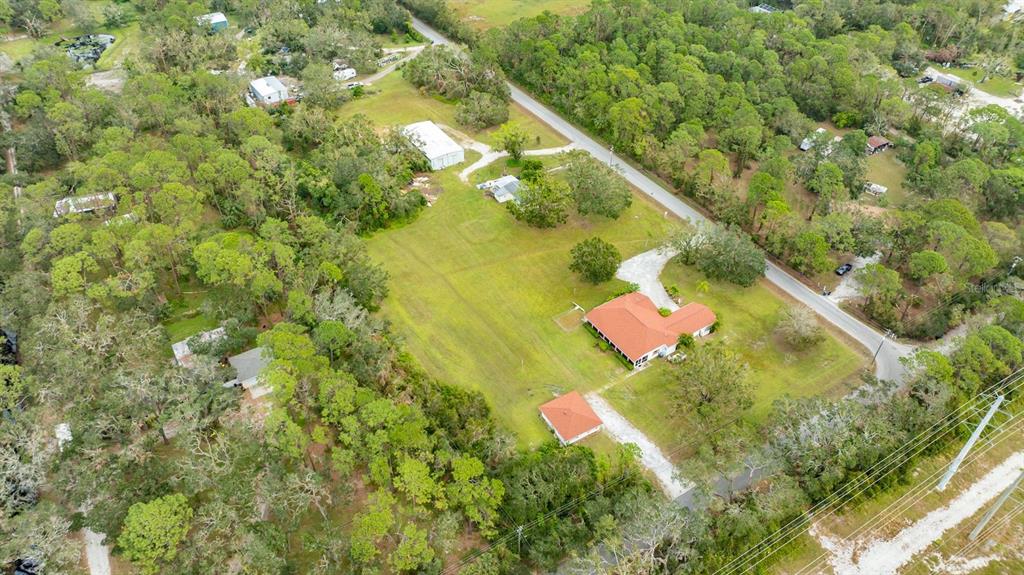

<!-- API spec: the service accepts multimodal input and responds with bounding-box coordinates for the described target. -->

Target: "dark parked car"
[835,263,854,276]
[918,75,933,84]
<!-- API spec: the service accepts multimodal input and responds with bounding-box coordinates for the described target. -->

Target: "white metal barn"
[403,121,464,171]
[249,76,290,106]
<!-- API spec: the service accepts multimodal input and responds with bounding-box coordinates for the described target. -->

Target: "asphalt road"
[410,17,912,382]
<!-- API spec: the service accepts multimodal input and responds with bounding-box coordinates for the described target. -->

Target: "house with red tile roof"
[866,135,892,155]
[538,391,603,445]
[585,292,716,368]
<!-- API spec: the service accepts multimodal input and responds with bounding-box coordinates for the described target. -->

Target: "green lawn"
[943,66,1022,98]
[864,150,908,205]
[366,168,678,447]
[603,264,867,462]
[162,284,218,344]
[450,0,591,30]
[339,71,568,150]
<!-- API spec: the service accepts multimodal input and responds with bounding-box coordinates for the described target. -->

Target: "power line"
[790,415,1024,575]
[713,367,1024,575]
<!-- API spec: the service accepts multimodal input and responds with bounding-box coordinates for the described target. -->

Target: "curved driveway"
[411,17,912,382]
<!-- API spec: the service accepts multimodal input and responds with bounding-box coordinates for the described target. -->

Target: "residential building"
[539,391,603,445]
[171,327,227,368]
[403,121,465,170]
[585,292,716,368]
[227,347,273,398]
[799,127,827,151]
[197,12,228,32]
[333,66,357,81]
[53,192,117,218]
[249,76,291,106]
[477,175,521,203]
[864,182,888,196]
[866,135,892,154]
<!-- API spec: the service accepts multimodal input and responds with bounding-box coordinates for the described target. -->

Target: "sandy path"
[813,451,1024,575]
[584,392,692,499]
[457,143,576,182]
[83,529,112,575]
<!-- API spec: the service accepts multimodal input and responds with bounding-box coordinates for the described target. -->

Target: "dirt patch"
[554,308,584,331]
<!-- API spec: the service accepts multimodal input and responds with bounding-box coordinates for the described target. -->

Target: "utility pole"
[870,330,893,367]
[969,469,1024,540]
[937,395,1005,491]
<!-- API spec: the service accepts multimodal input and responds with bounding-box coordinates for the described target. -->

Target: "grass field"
[864,150,908,205]
[450,0,591,30]
[340,72,568,149]
[603,263,867,462]
[943,66,1022,98]
[366,166,678,447]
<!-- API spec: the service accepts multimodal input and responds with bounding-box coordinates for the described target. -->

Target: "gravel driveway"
[83,529,111,575]
[585,392,692,499]
[615,248,679,311]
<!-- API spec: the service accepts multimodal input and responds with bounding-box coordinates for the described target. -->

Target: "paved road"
[411,17,912,382]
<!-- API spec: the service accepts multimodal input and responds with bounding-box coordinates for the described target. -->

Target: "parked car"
[835,263,854,276]
[918,75,933,84]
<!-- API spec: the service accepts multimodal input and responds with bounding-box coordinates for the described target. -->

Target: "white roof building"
[197,12,228,29]
[53,192,117,218]
[171,327,227,368]
[403,121,465,171]
[333,67,357,81]
[864,182,888,196]
[249,76,289,106]
[477,175,521,203]
[799,127,828,151]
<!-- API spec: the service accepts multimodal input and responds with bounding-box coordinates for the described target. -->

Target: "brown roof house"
[585,292,716,368]
[539,391,603,445]
[866,135,892,155]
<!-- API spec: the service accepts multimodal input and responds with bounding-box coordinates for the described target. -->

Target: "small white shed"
[333,67,357,81]
[403,121,465,171]
[249,76,290,106]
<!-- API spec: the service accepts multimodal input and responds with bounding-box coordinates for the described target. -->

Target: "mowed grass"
[0,1,139,67]
[339,70,568,149]
[603,263,867,462]
[450,0,591,30]
[367,169,678,447]
[864,150,909,205]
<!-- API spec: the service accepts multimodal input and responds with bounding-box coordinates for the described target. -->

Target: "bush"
[658,307,672,317]
[677,333,695,349]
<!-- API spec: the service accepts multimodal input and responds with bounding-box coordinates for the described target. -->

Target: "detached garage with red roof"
[539,391,603,445]
[585,292,716,368]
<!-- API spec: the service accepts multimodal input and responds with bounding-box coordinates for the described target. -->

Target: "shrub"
[677,333,695,349]
[658,307,672,317]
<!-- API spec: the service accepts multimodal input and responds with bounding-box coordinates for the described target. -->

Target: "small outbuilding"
[864,182,888,196]
[749,3,780,14]
[799,127,827,151]
[197,12,228,32]
[333,66,357,81]
[249,76,291,106]
[539,391,603,445]
[866,135,892,154]
[477,175,521,203]
[53,192,117,218]
[403,121,465,171]
[585,292,716,369]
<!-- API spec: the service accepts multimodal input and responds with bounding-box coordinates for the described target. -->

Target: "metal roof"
[249,76,287,98]
[402,121,463,161]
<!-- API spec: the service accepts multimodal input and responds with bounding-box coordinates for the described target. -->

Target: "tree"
[787,229,832,275]
[493,121,529,161]
[776,306,824,350]
[447,456,504,537]
[808,161,847,217]
[569,237,621,284]
[508,175,572,228]
[909,250,948,282]
[670,224,765,287]
[301,62,347,108]
[562,151,631,219]
[455,91,509,130]
[672,342,751,433]
[856,263,904,327]
[118,494,193,575]
[390,523,435,572]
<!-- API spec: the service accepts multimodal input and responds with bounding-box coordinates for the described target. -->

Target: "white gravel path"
[584,392,693,499]
[813,451,1024,575]
[83,529,112,575]
[458,144,576,182]
[615,248,679,311]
